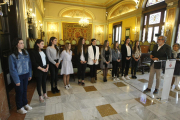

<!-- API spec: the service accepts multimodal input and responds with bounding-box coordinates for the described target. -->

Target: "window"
[149,12,161,25]
[113,22,122,44]
[142,9,166,42]
[146,0,164,7]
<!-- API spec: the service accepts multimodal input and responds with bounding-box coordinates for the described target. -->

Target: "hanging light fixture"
[79,0,89,27]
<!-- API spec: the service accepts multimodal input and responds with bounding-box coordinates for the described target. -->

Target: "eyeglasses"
[158,39,164,40]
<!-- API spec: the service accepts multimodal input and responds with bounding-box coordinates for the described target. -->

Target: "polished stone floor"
[24,70,180,120]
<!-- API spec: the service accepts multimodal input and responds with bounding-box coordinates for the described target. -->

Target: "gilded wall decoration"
[110,4,136,18]
[62,10,92,19]
[47,22,59,42]
[95,25,104,44]
[62,23,92,42]
[165,8,175,45]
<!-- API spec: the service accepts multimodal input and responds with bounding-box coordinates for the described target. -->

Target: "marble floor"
[23,70,180,120]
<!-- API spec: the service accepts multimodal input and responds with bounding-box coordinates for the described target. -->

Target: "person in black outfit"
[74,36,88,86]
[31,39,49,102]
[121,38,132,80]
[131,40,141,79]
[171,43,180,89]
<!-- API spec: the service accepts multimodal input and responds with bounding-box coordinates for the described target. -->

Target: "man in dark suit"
[144,36,171,94]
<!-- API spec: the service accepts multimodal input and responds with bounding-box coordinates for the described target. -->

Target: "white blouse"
[126,45,131,56]
[39,51,46,66]
[80,47,85,61]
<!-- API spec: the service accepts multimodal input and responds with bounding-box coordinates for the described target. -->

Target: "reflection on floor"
[8,70,180,120]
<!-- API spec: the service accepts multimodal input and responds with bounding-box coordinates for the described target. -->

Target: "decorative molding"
[61,10,92,19]
[110,4,136,19]
[107,1,137,20]
[59,7,95,19]
[108,9,142,23]
[44,0,121,8]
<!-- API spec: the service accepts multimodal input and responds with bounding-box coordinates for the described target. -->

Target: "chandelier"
[79,0,89,27]
[79,17,89,27]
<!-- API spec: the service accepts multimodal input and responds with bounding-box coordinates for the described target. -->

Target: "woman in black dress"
[100,40,112,82]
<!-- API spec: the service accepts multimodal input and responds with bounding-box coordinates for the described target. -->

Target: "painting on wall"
[62,23,92,42]
[125,28,130,39]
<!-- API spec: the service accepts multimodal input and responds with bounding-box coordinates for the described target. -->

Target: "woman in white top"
[131,40,141,79]
[59,43,74,89]
[46,37,60,94]
[121,38,132,80]
[32,39,49,102]
[74,37,88,86]
[87,38,99,83]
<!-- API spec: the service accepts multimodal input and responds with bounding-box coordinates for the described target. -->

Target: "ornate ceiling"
[44,0,122,8]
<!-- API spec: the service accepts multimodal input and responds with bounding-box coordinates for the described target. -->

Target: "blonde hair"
[64,43,71,52]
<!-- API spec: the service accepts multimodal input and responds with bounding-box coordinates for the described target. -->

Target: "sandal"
[78,81,81,85]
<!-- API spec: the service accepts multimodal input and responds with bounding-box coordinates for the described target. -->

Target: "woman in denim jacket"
[8,38,32,114]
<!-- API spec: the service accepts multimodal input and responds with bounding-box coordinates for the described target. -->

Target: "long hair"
[133,40,140,54]
[103,40,109,50]
[113,41,119,53]
[65,43,71,52]
[48,37,60,55]
[124,37,131,46]
[34,39,44,51]
[12,38,27,59]
[77,36,87,54]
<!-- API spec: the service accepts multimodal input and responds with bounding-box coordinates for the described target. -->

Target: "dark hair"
[12,38,27,59]
[77,36,87,54]
[173,43,180,48]
[34,39,44,51]
[48,37,60,55]
[103,40,109,50]
[124,37,131,46]
[113,41,119,52]
[91,38,96,45]
[133,40,140,54]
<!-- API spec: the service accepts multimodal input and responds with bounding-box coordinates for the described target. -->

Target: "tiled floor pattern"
[8,70,180,120]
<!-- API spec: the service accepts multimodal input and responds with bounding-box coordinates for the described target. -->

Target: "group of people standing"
[8,36,142,114]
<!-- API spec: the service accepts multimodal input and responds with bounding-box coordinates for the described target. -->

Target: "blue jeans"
[15,73,29,110]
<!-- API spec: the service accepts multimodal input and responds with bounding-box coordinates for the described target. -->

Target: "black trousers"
[36,66,48,96]
[49,62,58,88]
[14,73,29,110]
[121,58,131,76]
[131,58,139,75]
[112,61,119,77]
[77,63,87,80]
[89,64,97,78]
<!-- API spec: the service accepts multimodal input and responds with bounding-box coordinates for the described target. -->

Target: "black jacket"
[74,46,88,63]
[172,52,180,75]
[121,44,132,59]
[31,50,49,77]
[151,44,171,69]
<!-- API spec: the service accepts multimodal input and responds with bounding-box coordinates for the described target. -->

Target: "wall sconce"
[133,27,138,34]
[97,26,103,35]
[165,22,172,35]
